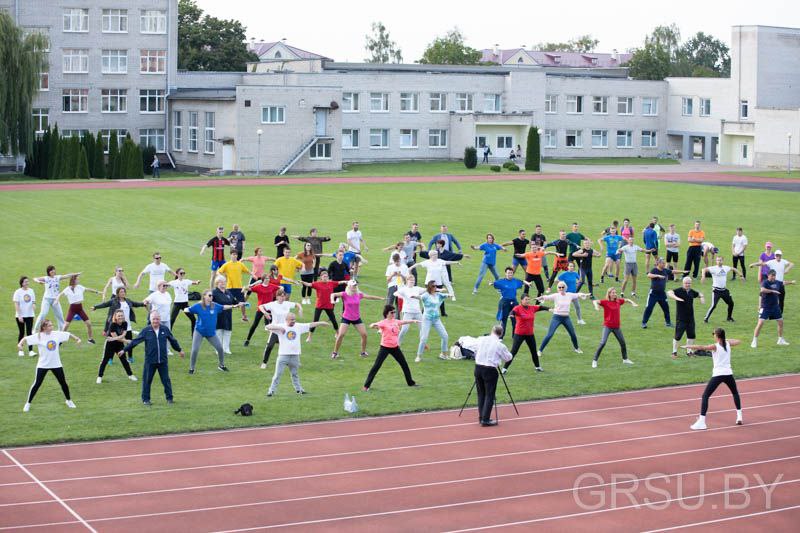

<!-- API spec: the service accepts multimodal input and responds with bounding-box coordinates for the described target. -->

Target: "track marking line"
[642,503,800,532]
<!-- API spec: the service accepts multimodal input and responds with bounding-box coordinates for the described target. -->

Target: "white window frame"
[370,92,389,112]
[566,95,583,114]
[172,111,182,151]
[261,106,285,124]
[204,112,215,154]
[342,92,359,112]
[188,112,198,153]
[617,96,634,115]
[62,88,88,113]
[140,10,167,34]
[616,129,633,148]
[399,92,419,113]
[342,129,359,149]
[641,130,657,148]
[101,89,127,113]
[140,49,166,74]
[139,89,165,114]
[642,97,658,116]
[591,129,608,148]
[428,129,447,148]
[62,48,88,74]
[309,142,332,160]
[139,128,165,152]
[475,136,487,149]
[61,129,89,139]
[592,96,608,115]
[484,93,501,113]
[682,97,693,116]
[102,9,128,33]
[62,8,88,33]
[565,129,583,148]
[100,129,128,153]
[32,108,49,134]
[700,98,712,117]
[399,129,418,148]
[456,92,473,112]
[39,62,49,91]
[429,92,447,112]
[497,136,513,149]
[369,128,389,149]
[544,94,557,114]
[101,49,128,74]
[740,99,749,119]
[544,129,557,148]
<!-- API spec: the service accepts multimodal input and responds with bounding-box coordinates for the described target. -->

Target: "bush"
[502,161,514,169]
[142,145,156,175]
[525,126,541,171]
[508,164,520,171]
[463,146,478,169]
[490,165,501,172]
[77,147,90,179]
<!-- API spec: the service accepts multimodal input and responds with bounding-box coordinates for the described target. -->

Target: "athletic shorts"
[66,303,89,322]
[342,317,363,325]
[229,288,244,303]
[674,319,696,340]
[625,262,638,276]
[666,251,679,263]
[648,249,659,257]
[554,257,569,271]
[759,307,782,320]
[280,283,293,295]
[211,259,226,271]
[512,256,528,268]
[606,252,620,260]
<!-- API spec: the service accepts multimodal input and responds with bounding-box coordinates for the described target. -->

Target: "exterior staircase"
[276,136,320,175]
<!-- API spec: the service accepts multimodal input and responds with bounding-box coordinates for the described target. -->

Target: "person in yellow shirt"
[685,220,706,279]
[274,247,303,299]
[217,250,251,321]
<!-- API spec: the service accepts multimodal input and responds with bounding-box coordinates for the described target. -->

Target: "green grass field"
[1,178,797,446]
[543,157,680,165]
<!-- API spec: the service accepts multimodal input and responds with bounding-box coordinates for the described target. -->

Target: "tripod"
[458,366,520,420]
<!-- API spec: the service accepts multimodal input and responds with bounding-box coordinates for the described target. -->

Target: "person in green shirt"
[566,223,586,266]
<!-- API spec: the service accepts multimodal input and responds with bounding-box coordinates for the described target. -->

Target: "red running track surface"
[2,373,799,532]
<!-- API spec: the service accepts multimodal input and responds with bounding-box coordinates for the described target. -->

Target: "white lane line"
[11,373,797,452]
[0,451,96,533]
[642,504,800,532]
[21,384,800,467]
[0,520,80,530]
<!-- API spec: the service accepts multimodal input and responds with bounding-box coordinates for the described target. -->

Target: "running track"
[2,373,799,532]
[1,171,799,192]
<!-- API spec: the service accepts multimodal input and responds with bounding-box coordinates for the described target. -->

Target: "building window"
[62,49,88,74]
[61,129,89,139]
[370,92,389,112]
[369,128,389,148]
[204,112,215,154]
[102,49,128,74]
[544,129,557,148]
[139,89,165,113]
[475,136,487,148]
[342,92,359,112]
[682,97,693,116]
[342,129,359,149]
[428,129,447,148]
[140,10,167,34]
[101,89,127,113]
[399,129,418,148]
[565,130,582,148]
[39,63,49,90]
[310,142,332,160]
[62,89,88,113]
[430,92,447,112]
[63,8,88,32]
[400,92,419,112]
[484,93,501,113]
[172,111,182,151]
[642,97,658,116]
[456,93,473,112]
[188,112,198,152]
[32,108,49,134]
[497,136,513,149]
[616,129,633,148]
[140,50,166,74]
[592,96,608,114]
[641,130,657,148]
[545,94,557,114]
[700,98,712,117]
[566,95,583,114]
[591,129,608,148]
[617,96,633,115]
[261,106,285,124]
[139,129,165,152]
[740,99,749,119]
[102,9,128,33]
[100,129,127,153]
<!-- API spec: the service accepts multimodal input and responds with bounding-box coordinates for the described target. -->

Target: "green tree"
[365,22,403,63]
[525,127,541,172]
[646,24,681,59]
[47,125,60,178]
[93,133,105,179]
[419,28,482,65]
[675,32,730,77]
[627,41,672,80]
[82,132,95,177]
[535,34,599,53]
[464,146,477,169]
[178,0,258,71]
[77,146,89,179]
[0,13,48,156]
[107,131,119,179]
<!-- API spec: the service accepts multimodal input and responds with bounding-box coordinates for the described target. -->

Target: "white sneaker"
[501,367,508,374]
[18,350,24,357]
[96,377,102,384]
[690,418,707,430]
[167,350,174,356]
[65,400,76,409]
[23,403,30,412]
[129,375,138,381]
[28,351,36,357]
[574,348,583,354]
[577,319,586,325]
[472,290,477,295]
[736,416,743,425]
[451,296,456,301]
[592,360,598,368]
[260,363,267,369]
[623,359,634,365]
[414,355,422,363]
[224,350,232,355]
[537,350,543,358]
[751,338,758,348]
[777,338,789,346]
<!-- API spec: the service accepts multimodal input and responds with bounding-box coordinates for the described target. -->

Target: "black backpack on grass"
[234,403,253,416]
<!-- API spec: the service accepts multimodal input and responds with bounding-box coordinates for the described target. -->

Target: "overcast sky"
[195,0,798,61]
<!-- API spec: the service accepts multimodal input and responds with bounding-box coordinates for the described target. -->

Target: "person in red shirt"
[592,287,638,368]
[503,294,550,372]
[243,266,283,346]
[299,269,347,340]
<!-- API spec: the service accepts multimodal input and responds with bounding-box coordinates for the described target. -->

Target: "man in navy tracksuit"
[120,311,184,405]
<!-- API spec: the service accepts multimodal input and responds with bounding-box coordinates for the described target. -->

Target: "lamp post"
[788,132,793,175]
[537,128,543,171]
[256,129,263,176]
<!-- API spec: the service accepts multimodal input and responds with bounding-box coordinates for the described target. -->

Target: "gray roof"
[168,88,236,101]
[323,62,517,75]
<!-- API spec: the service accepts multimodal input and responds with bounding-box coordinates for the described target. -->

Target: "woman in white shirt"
[33,265,80,331]
[101,266,129,300]
[60,274,101,345]
[537,281,591,356]
[685,328,743,430]
[169,268,201,335]
[396,275,426,346]
[13,276,37,356]
[17,319,81,412]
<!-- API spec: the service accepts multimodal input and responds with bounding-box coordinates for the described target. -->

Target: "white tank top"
[711,342,733,377]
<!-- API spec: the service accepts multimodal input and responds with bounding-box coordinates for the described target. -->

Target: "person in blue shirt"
[491,267,531,337]
[598,227,625,284]
[641,258,687,328]
[558,262,585,324]
[119,311,183,406]
[471,234,506,293]
[183,289,243,374]
[751,270,795,348]
[643,223,660,272]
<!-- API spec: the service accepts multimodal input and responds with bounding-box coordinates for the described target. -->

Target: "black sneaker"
[665,323,674,327]
[188,369,195,375]
[296,389,306,394]
[143,400,152,406]
[243,340,250,347]
[641,323,648,329]
[218,365,229,372]
[727,318,735,322]
[703,318,709,323]
[88,338,96,345]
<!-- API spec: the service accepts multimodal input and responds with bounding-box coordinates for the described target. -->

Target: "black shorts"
[674,319,696,340]
[229,288,245,303]
[342,317,363,325]
[666,251,679,263]
[648,249,659,257]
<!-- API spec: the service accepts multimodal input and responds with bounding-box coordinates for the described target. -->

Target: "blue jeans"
[418,318,448,355]
[474,262,500,290]
[539,314,579,352]
[497,298,517,338]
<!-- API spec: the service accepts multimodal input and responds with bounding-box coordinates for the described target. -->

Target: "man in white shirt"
[134,252,175,293]
[385,254,409,306]
[473,325,513,427]
[731,228,748,280]
[259,289,301,369]
[265,313,328,396]
[702,257,744,323]
[346,221,366,254]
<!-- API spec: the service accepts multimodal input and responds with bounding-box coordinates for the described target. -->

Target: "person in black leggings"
[14,276,36,356]
[169,269,200,335]
[363,305,418,391]
[18,319,81,412]
[686,328,743,430]
[97,310,136,383]
[503,294,549,372]
[572,240,601,299]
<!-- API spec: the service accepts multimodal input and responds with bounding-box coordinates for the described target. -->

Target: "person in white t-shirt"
[701,242,718,276]
[396,275,426,346]
[346,221,367,278]
[385,253,409,306]
[731,228,748,280]
[409,250,460,307]
[18,319,81,412]
[259,289,301,369]
[265,313,329,396]
[60,274,101,345]
[101,266,129,300]
[33,265,80,332]
[702,257,744,323]
[168,268,201,335]
[382,241,408,265]
[134,252,175,292]
[144,281,175,353]
[13,276,37,356]
[684,327,743,430]
[616,237,649,297]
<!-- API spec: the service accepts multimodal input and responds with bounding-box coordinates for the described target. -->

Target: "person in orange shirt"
[516,243,558,297]
[685,220,705,279]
